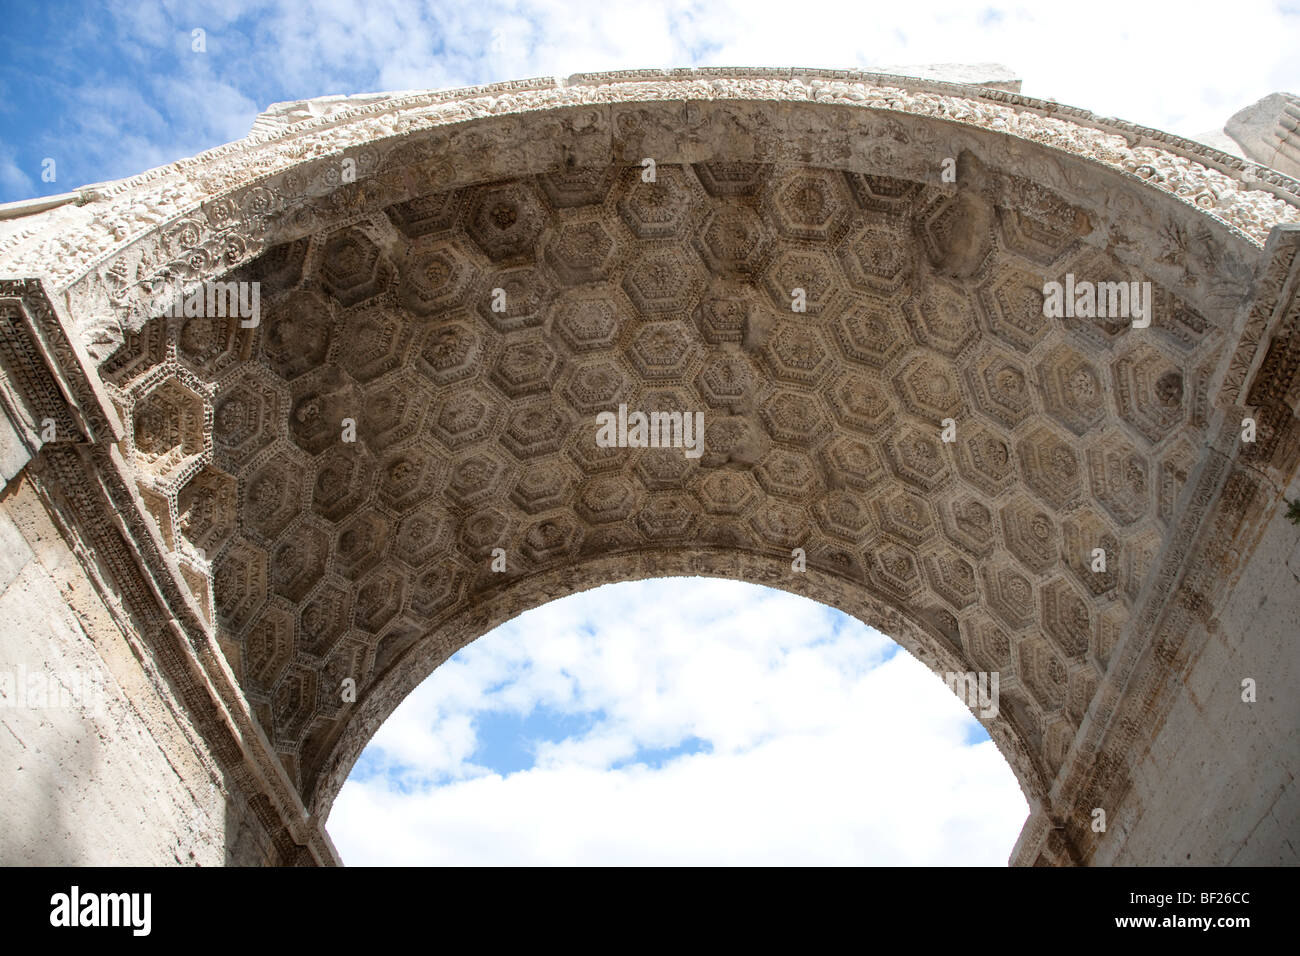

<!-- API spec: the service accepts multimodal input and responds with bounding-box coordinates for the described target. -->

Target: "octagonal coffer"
[464,182,547,262]
[132,377,207,478]
[176,466,237,559]
[318,226,394,306]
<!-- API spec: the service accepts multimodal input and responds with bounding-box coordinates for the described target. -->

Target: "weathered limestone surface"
[0,69,1296,865]
[1093,465,1300,865]
[0,476,275,865]
[1225,94,1300,181]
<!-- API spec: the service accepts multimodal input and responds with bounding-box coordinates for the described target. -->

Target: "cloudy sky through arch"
[328,578,1030,866]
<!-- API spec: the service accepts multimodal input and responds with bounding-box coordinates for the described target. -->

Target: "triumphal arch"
[1,69,1297,866]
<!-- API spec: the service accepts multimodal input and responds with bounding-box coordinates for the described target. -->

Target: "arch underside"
[106,156,1233,818]
[7,72,1298,859]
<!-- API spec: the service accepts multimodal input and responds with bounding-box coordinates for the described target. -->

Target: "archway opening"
[327,577,1029,864]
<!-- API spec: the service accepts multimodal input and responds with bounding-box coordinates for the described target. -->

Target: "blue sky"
[2,1,1298,202]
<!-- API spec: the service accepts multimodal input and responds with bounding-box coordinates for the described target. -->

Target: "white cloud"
[0,149,35,198]
[252,0,1293,136]
[328,579,1030,865]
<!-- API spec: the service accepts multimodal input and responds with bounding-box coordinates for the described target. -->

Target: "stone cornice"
[1216,224,1300,408]
[2,69,1298,310]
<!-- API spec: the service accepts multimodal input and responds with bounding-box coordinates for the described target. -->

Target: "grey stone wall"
[0,472,272,865]
[1092,476,1300,865]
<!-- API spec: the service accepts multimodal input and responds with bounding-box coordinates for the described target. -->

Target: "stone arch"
[3,69,1299,866]
[313,552,1049,824]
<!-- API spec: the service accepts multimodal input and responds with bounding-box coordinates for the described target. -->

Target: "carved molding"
[1,70,1297,364]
